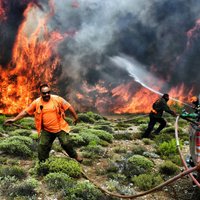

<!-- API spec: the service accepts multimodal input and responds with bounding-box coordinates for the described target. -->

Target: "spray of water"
[110,55,191,107]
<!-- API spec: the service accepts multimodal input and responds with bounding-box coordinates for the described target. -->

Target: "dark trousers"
[143,113,166,138]
[38,130,77,162]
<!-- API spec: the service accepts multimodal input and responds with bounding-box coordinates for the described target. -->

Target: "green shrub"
[68,134,86,147]
[138,124,147,132]
[65,117,73,125]
[78,113,95,124]
[65,180,104,200]
[16,117,35,129]
[113,147,127,154]
[86,129,113,143]
[125,155,154,177]
[154,133,174,145]
[0,165,27,179]
[159,161,180,175]
[131,145,147,155]
[86,111,106,121]
[113,132,132,140]
[34,157,82,178]
[0,136,34,158]
[81,142,104,159]
[0,176,18,196]
[9,129,32,136]
[79,131,101,145]
[132,173,163,190]
[157,139,180,158]
[115,122,132,130]
[161,127,175,134]
[93,125,114,134]
[9,178,38,198]
[0,157,7,164]
[142,138,154,145]
[0,115,7,124]
[44,172,75,191]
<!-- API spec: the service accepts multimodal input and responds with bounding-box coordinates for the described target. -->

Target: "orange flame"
[0,0,70,114]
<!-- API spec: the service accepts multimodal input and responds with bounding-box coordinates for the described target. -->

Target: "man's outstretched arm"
[4,110,28,124]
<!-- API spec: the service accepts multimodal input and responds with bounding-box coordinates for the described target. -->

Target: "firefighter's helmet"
[190,96,198,103]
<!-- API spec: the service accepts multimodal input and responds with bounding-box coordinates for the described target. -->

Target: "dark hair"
[39,83,49,91]
[162,93,169,100]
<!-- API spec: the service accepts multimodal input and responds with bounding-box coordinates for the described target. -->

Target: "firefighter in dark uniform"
[190,96,200,121]
[143,93,177,138]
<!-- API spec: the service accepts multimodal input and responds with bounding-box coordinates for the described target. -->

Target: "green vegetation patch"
[0,136,34,158]
[9,129,32,136]
[64,180,104,200]
[34,157,82,178]
[0,165,27,179]
[157,139,180,158]
[132,173,163,191]
[44,172,75,191]
[159,161,180,175]
[125,155,154,177]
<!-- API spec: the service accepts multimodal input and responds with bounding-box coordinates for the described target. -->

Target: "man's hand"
[4,118,16,125]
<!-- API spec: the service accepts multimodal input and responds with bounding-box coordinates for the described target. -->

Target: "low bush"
[16,117,35,129]
[68,134,87,147]
[86,111,106,121]
[113,147,127,154]
[87,129,113,143]
[125,155,154,177]
[9,178,38,198]
[157,139,180,158]
[9,129,32,136]
[81,142,105,159]
[0,136,34,158]
[33,157,82,178]
[131,145,147,155]
[78,113,95,124]
[0,165,27,179]
[44,172,75,191]
[159,161,180,175]
[0,176,18,196]
[79,131,101,144]
[93,125,114,134]
[113,132,133,140]
[64,180,104,200]
[142,138,154,145]
[132,173,163,191]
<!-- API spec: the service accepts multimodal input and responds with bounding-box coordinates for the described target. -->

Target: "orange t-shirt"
[26,95,71,133]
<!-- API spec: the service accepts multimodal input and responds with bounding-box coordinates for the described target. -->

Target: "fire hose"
[175,115,200,188]
[5,117,200,198]
[81,164,200,199]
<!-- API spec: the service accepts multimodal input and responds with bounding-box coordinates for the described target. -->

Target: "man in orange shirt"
[5,83,82,163]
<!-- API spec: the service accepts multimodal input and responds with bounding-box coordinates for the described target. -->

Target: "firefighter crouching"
[143,93,177,138]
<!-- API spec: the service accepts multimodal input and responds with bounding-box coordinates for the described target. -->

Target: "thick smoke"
[46,0,200,94]
[1,0,200,112]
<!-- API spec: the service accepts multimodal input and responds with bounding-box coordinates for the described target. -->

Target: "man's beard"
[42,95,50,102]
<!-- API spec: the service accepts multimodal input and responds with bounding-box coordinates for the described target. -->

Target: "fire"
[75,80,194,114]
[111,83,159,114]
[0,0,71,114]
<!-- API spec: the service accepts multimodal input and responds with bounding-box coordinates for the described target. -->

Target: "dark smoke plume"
[1,0,200,113]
